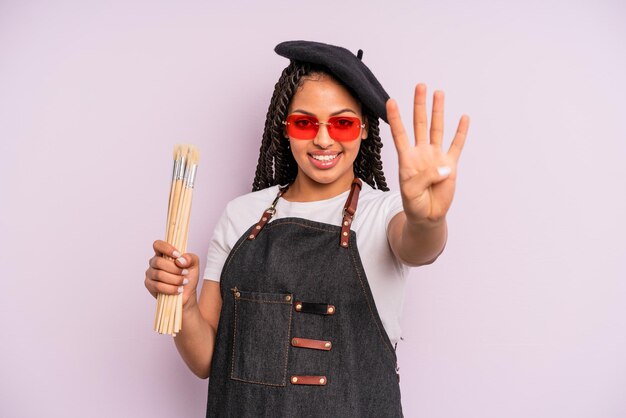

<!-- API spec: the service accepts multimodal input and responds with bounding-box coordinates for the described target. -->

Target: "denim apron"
[206,178,403,417]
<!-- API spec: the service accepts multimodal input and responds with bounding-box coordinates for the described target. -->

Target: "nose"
[313,122,334,149]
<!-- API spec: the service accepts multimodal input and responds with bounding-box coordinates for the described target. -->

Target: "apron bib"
[206,178,403,417]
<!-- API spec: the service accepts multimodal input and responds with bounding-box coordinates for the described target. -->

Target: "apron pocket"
[230,288,293,386]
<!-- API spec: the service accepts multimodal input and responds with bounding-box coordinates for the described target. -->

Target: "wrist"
[182,291,199,314]
[405,214,447,230]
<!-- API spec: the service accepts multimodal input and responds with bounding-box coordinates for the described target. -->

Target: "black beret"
[274,40,390,124]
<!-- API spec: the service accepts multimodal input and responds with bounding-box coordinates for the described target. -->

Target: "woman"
[145,40,469,417]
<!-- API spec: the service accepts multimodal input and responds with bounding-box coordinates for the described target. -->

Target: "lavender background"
[1,1,625,417]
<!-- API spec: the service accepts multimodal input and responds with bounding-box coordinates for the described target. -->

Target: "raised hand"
[386,84,470,224]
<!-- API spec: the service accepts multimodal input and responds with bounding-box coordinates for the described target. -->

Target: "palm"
[387,84,470,223]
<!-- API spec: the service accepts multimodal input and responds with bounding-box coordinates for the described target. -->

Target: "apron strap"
[340,177,362,248]
[247,177,363,247]
[247,184,289,241]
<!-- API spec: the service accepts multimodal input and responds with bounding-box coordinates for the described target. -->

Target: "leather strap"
[247,184,289,240]
[290,375,327,386]
[291,337,332,351]
[248,177,363,247]
[340,177,362,248]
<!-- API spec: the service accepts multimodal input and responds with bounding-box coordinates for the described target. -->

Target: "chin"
[300,167,353,186]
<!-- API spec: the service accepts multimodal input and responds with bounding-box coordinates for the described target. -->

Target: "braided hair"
[251,61,389,192]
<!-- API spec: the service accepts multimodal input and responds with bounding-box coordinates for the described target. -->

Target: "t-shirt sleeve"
[203,203,237,282]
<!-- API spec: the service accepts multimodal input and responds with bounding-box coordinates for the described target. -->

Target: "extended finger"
[413,83,428,146]
[430,90,444,148]
[447,115,470,162]
[386,98,410,154]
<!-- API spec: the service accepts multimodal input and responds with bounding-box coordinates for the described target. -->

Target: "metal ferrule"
[176,156,186,181]
[181,161,190,185]
[172,158,182,181]
[186,165,198,188]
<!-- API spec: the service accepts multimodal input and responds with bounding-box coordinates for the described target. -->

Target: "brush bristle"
[179,144,189,160]
[182,144,193,166]
[189,145,199,165]
[193,146,200,165]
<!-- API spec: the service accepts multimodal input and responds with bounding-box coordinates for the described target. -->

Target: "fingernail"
[177,257,187,266]
[172,250,181,258]
[437,166,451,177]
[181,269,189,276]
[183,278,189,285]
[178,286,184,294]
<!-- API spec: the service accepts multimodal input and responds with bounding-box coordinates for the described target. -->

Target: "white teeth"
[311,154,338,161]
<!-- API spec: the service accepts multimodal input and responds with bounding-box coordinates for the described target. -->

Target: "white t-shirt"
[203,180,411,345]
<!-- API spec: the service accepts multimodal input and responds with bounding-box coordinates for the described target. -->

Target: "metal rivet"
[319,378,326,384]
[234,292,240,298]
[327,306,335,314]
[292,339,298,345]
[341,241,348,247]
[255,225,261,230]
[262,217,267,221]
[291,377,298,383]
[325,342,331,348]
[343,221,349,226]
[342,231,348,236]
[248,234,255,239]
[295,303,302,311]
[285,295,291,302]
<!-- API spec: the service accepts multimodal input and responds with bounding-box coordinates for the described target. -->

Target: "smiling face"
[285,73,368,195]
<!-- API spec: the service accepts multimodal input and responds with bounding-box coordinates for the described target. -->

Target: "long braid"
[353,107,389,191]
[252,61,306,190]
[252,61,389,192]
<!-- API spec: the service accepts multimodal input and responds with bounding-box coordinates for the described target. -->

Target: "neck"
[283,171,356,202]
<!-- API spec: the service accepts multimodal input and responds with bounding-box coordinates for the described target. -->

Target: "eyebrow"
[290,108,358,117]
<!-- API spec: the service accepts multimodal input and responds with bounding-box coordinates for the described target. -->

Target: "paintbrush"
[154,144,199,336]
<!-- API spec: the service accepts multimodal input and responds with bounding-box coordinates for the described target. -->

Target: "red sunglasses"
[283,114,365,142]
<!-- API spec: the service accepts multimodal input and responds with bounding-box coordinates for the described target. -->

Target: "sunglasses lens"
[328,116,361,141]
[285,115,318,139]
[285,115,362,141]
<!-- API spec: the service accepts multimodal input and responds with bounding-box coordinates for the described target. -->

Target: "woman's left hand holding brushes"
[145,240,199,308]
[144,239,221,378]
